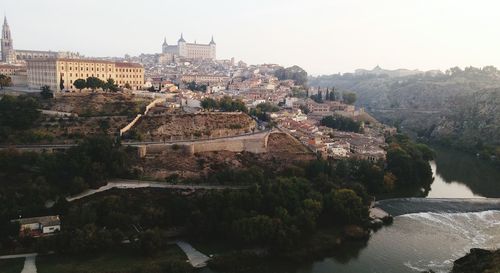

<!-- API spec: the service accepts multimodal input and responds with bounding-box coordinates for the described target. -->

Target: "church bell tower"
[1,16,16,63]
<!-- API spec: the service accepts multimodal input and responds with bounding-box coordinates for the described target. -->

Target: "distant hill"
[309,66,500,158]
[353,65,427,78]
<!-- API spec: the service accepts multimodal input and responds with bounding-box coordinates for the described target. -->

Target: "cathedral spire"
[178,33,185,43]
[1,14,14,63]
[163,36,167,46]
[210,35,216,45]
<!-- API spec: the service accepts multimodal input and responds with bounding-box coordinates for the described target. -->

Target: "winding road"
[66,179,250,202]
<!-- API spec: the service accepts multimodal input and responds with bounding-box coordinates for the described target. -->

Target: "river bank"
[451,248,500,273]
[202,227,369,273]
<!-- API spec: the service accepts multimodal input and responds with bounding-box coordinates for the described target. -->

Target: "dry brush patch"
[130,113,257,141]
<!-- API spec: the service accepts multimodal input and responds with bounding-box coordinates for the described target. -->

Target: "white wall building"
[162,34,216,60]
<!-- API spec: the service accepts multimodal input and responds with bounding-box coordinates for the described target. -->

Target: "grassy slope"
[0,258,25,273]
[36,246,187,273]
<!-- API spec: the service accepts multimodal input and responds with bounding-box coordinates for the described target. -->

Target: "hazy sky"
[2,0,500,75]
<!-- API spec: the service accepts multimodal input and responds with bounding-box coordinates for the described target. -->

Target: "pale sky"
[2,0,500,75]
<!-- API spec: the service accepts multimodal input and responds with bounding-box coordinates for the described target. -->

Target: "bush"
[320,115,362,133]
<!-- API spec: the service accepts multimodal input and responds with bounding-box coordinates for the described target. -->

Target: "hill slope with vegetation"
[310,66,500,163]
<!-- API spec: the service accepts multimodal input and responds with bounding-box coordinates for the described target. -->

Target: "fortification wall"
[139,133,268,157]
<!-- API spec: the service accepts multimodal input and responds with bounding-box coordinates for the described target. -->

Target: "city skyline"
[2,0,500,75]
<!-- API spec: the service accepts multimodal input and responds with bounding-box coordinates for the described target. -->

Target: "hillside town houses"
[1,14,390,164]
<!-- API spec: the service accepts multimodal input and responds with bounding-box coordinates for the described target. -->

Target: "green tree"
[124,83,132,90]
[201,97,218,110]
[342,92,357,105]
[0,95,40,130]
[40,85,53,99]
[187,81,207,92]
[231,215,280,245]
[329,87,336,101]
[86,77,104,92]
[320,115,362,133]
[59,76,65,91]
[274,65,308,86]
[250,102,279,121]
[0,74,12,89]
[326,189,367,224]
[386,135,433,191]
[106,78,119,92]
[218,96,247,112]
[73,79,87,92]
[137,229,167,256]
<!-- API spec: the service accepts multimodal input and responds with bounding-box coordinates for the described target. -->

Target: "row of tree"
[309,88,357,105]
[200,96,247,112]
[249,102,279,121]
[72,77,122,92]
[186,81,207,92]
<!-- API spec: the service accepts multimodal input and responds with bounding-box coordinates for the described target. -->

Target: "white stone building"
[162,34,216,60]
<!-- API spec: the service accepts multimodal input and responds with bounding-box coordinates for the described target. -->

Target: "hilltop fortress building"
[162,34,216,60]
[1,16,80,64]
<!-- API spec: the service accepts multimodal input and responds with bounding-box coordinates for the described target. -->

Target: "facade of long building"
[162,34,216,60]
[27,58,144,91]
[180,74,230,85]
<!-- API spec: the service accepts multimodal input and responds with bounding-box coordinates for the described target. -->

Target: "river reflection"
[429,147,500,198]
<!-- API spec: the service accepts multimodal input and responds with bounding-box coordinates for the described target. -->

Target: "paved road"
[66,179,250,202]
[21,255,37,273]
[175,241,210,268]
[0,253,37,259]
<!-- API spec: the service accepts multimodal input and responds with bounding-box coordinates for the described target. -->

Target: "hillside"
[309,66,500,157]
[138,132,314,180]
[129,112,257,141]
[40,93,149,117]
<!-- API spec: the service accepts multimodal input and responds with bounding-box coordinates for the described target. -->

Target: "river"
[294,147,500,273]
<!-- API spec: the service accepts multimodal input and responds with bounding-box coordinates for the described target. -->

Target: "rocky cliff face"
[451,248,500,273]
